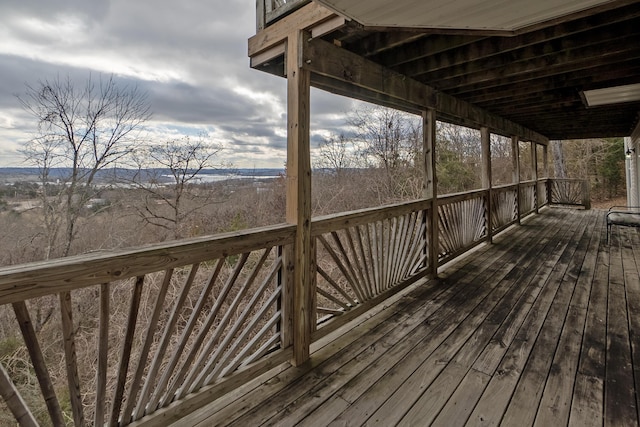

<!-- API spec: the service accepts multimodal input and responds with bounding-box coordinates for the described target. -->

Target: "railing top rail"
[0,223,295,305]
[492,183,519,191]
[550,178,588,182]
[311,198,432,236]
[438,188,488,205]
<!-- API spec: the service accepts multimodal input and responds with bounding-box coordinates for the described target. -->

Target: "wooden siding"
[176,208,640,426]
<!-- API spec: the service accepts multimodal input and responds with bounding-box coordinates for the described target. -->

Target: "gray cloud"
[0,0,359,168]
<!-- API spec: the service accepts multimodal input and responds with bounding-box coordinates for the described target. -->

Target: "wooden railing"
[256,0,310,30]
[311,199,431,340]
[491,184,519,234]
[0,225,295,426]
[0,178,589,426]
[549,178,591,209]
[438,190,488,264]
[519,180,537,216]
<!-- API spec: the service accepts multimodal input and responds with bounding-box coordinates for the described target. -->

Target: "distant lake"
[169,173,280,183]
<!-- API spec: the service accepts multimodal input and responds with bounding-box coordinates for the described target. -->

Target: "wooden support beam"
[436,92,548,144]
[249,2,336,57]
[374,35,484,67]
[250,42,286,69]
[394,5,640,78]
[481,127,492,190]
[302,36,548,144]
[512,136,521,224]
[543,145,549,178]
[431,32,640,92]
[286,30,312,366]
[531,141,539,213]
[481,127,492,243]
[424,108,439,276]
[303,36,435,109]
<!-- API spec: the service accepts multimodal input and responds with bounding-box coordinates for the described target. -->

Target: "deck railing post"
[256,0,266,31]
[286,29,312,366]
[582,180,591,210]
[481,127,492,243]
[512,136,521,224]
[531,141,539,213]
[423,108,438,276]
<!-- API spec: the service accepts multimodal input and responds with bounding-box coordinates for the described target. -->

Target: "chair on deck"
[607,206,640,243]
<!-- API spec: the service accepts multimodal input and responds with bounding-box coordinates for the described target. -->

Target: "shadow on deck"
[177,208,640,427]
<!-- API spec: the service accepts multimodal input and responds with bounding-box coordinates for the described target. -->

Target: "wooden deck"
[176,207,640,427]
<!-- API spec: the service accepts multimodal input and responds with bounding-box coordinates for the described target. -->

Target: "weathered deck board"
[175,208,640,427]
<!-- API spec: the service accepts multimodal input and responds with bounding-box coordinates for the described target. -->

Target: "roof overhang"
[315,0,620,33]
[251,1,640,139]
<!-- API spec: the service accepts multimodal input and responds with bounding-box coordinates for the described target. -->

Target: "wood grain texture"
[177,209,640,427]
[0,363,38,427]
[0,223,295,305]
[287,29,312,366]
[12,301,65,426]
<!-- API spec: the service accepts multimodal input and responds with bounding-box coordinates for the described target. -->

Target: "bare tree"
[131,135,225,239]
[435,122,482,194]
[345,105,423,201]
[316,133,361,177]
[347,105,420,171]
[552,140,568,179]
[19,74,151,258]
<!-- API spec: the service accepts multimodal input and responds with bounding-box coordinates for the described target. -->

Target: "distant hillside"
[0,167,284,183]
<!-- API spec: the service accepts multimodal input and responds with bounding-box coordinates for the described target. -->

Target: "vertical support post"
[310,238,318,333]
[277,245,292,348]
[531,141,538,213]
[511,136,521,224]
[256,0,266,31]
[481,127,492,242]
[542,144,549,207]
[286,30,312,366]
[582,180,591,210]
[423,108,438,276]
[628,133,639,206]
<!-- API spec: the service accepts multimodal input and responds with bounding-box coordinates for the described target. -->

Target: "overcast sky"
[0,0,356,168]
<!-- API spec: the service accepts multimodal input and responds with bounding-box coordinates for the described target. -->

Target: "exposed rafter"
[250,1,640,139]
[302,36,548,143]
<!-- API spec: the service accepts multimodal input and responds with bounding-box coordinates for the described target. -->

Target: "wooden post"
[286,30,312,366]
[582,180,591,210]
[256,0,266,31]
[423,108,438,276]
[512,136,521,224]
[531,141,539,213]
[481,127,492,242]
[542,144,549,206]
[0,363,38,427]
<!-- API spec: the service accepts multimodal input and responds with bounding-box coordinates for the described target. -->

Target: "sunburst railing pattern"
[519,181,537,216]
[551,179,587,206]
[311,200,431,334]
[438,191,487,263]
[537,180,549,207]
[491,185,519,233]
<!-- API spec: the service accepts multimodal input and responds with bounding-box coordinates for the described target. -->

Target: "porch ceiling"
[314,0,615,32]
[254,1,640,140]
[315,0,640,139]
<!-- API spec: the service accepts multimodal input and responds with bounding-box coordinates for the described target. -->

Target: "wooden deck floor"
[177,208,640,427]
